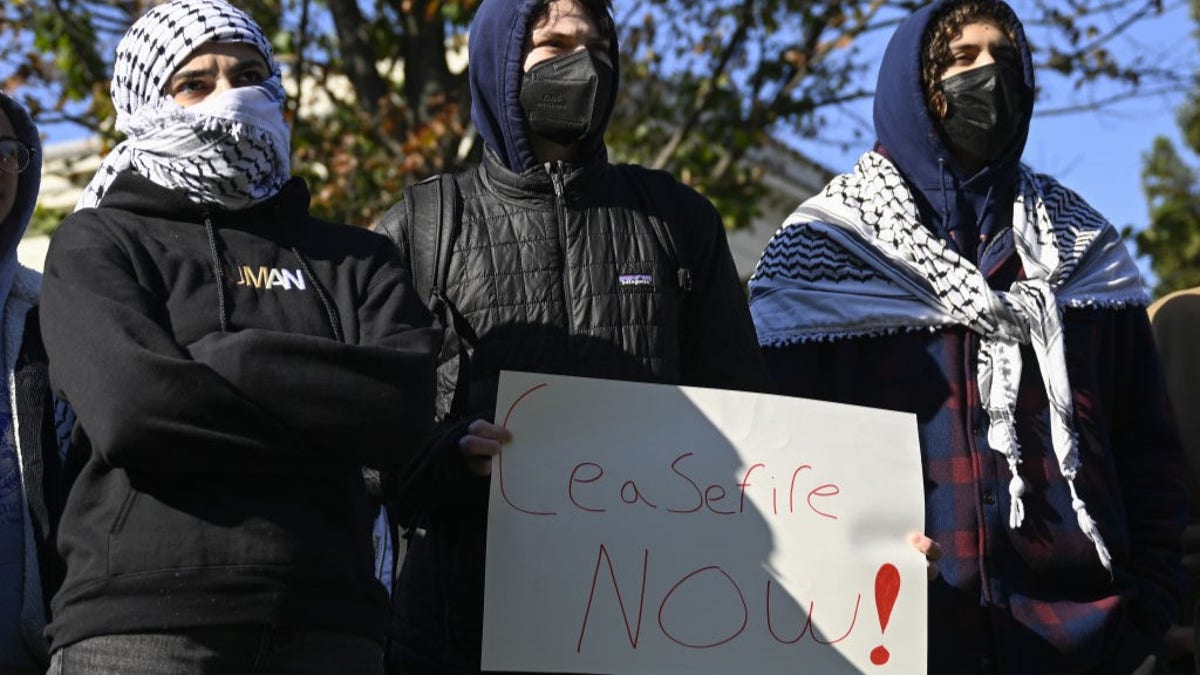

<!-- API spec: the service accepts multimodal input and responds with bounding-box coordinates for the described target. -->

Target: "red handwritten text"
[502,451,842,520]
[576,544,862,654]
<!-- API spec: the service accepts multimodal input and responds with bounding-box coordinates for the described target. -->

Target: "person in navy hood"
[467,0,619,173]
[749,0,1185,673]
[0,91,74,675]
[874,0,1034,269]
[374,0,767,672]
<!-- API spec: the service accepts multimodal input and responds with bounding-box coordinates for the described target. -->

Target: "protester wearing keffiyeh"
[40,2,439,673]
[76,0,290,211]
[749,0,1185,672]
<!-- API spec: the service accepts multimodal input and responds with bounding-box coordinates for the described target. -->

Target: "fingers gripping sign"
[909,533,943,581]
[460,419,514,476]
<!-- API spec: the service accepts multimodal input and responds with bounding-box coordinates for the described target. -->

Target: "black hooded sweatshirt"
[40,171,439,650]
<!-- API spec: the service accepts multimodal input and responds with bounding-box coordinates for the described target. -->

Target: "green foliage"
[1135,0,1200,297]
[27,205,72,238]
[1,0,1182,234]
[1138,138,1200,295]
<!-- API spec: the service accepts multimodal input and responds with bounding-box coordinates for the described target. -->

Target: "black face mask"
[520,49,615,147]
[937,62,1028,167]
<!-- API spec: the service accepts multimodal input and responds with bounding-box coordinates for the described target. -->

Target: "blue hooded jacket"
[0,90,46,671]
[468,0,620,173]
[873,0,1035,266]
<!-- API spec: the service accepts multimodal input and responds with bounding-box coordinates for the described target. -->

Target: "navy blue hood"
[873,0,1035,258]
[0,93,40,254]
[468,0,620,173]
[0,92,40,307]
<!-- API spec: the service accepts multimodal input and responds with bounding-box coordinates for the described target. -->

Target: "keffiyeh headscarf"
[750,151,1149,575]
[76,0,290,211]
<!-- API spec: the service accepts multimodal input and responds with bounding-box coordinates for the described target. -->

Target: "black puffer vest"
[379,152,703,421]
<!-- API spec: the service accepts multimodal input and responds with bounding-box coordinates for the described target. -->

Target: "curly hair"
[921,0,1021,118]
[526,0,617,48]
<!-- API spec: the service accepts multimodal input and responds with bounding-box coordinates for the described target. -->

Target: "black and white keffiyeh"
[749,151,1149,574]
[77,0,290,211]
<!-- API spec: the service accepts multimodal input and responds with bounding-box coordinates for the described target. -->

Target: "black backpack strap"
[627,168,694,293]
[403,173,478,419]
[401,178,439,309]
[430,174,456,303]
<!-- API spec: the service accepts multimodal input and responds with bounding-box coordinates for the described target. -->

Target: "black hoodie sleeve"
[183,245,439,470]
[673,184,769,393]
[1104,308,1188,664]
[42,214,348,475]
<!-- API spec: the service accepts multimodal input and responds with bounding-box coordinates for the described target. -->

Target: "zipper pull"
[547,161,566,199]
[677,268,693,292]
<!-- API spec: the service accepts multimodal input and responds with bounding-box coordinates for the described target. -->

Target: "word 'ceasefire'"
[499,451,842,519]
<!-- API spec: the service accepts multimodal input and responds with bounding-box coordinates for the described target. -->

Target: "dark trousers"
[48,626,383,675]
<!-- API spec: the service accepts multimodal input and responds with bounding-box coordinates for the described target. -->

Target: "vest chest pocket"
[592,259,686,368]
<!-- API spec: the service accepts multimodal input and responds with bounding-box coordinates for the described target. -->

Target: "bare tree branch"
[289,0,311,143]
[1035,85,1183,116]
[400,1,460,124]
[325,0,389,113]
[1072,0,1161,56]
[776,0,887,111]
[651,0,755,170]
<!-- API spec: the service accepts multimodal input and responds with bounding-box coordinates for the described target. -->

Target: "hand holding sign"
[459,419,513,476]
[911,533,943,580]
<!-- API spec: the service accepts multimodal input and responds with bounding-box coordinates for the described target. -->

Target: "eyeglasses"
[0,138,32,175]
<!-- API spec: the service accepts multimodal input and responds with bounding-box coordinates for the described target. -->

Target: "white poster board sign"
[483,372,926,674]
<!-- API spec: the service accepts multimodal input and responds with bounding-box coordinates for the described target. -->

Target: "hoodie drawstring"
[937,158,951,237]
[204,212,231,333]
[293,247,344,343]
[978,183,995,254]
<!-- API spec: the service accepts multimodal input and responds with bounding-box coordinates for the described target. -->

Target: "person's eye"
[0,141,29,173]
[173,79,210,95]
[237,70,267,86]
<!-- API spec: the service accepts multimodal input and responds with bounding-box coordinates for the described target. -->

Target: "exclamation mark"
[870,563,900,666]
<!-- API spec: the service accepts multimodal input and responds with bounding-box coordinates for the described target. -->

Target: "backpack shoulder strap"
[404,173,475,311]
[401,173,478,418]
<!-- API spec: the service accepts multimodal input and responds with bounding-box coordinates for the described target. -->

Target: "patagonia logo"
[619,274,654,288]
[234,266,307,291]
[540,93,567,109]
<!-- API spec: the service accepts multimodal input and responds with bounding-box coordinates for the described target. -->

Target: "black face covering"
[937,62,1027,167]
[520,49,614,147]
